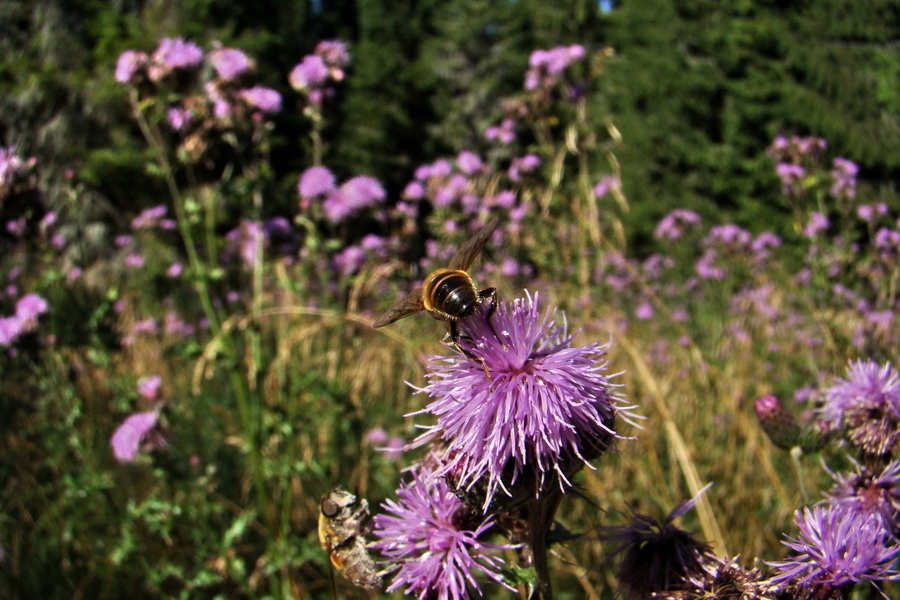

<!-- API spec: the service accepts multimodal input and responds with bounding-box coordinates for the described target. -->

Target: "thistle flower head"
[411,292,638,510]
[110,411,166,463]
[825,460,900,535]
[820,359,900,457]
[767,504,900,592]
[601,485,714,600]
[370,467,515,600]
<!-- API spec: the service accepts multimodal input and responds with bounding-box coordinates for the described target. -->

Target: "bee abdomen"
[429,271,478,319]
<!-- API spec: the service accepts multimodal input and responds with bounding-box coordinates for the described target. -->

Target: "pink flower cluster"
[288,40,350,107]
[0,293,48,348]
[524,44,586,90]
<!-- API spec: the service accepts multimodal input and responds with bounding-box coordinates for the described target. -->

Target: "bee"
[373,217,504,378]
[318,488,383,591]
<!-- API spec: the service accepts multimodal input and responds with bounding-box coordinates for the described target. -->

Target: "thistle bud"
[754,395,801,450]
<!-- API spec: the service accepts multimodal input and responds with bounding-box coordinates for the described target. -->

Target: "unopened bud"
[754,395,801,450]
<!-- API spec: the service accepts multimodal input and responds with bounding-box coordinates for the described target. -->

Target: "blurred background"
[1,0,898,598]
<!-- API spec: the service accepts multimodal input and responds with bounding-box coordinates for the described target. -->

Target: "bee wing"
[372,291,425,328]
[448,217,500,271]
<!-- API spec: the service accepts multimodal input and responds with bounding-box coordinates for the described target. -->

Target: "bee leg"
[478,287,507,351]
[450,320,493,388]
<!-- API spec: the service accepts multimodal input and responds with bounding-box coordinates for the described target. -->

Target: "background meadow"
[2,1,899,599]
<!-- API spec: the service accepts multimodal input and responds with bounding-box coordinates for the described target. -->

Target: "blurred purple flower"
[137,375,162,401]
[0,316,23,347]
[410,293,637,508]
[508,154,541,182]
[297,165,336,199]
[767,504,900,591]
[594,175,620,199]
[289,55,329,90]
[124,253,145,269]
[223,219,262,270]
[209,47,253,81]
[6,219,25,237]
[239,86,282,114]
[167,263,183,278]
[383,437,406,461]
[525,45,584,89]
[402,180,425,200]
[803,212,829,238]
[654,209,701,241]
[635,301,654,321]
[340,175,385,209]
[857,202,887,223]
[820,359,900,457]
[332,245,366,277]
[364,427,389,446]
[152,37,203,70]
[115,50,148,84]
[131,205,168,229]
[111,411,165,463]
[165,107,192,131]
[456,151,483,175]
[830,157,859,200]
[776,162,805,196]
[695,249,725,280]
[15,293,48,327]
[315,40,350,71]
[484,119,516,145]
[371,467,515,599]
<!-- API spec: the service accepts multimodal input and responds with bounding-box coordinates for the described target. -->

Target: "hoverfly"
[318,488,382,591]
[373,217,504,378]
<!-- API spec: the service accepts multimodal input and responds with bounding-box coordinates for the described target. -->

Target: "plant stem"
[526,490,563,600]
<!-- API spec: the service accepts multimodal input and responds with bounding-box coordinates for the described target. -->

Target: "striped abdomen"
[421,268,478,320]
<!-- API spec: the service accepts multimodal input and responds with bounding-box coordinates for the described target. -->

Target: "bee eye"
[321,499,340,517]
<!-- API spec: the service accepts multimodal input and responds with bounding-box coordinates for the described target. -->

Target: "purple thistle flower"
[409,293,637,509]
[288,55,329,90]
[322,191,353,223]
[776,162,805,195]
[110,411,165,463]
[825,461,900,535]
[297,165,336,199]
[820,359,900,457]
[593,175,620,199]
[0,316,23,347]
[238,86,282,114]
[402,180,425,200]
[830,157,859,200]
[131,205,168,229]
[803,211,830,238]
[165,106,192,131]
[152,38,203,70]
[124,253,145,269]
[371,467,516,600]
[315,40,350,70]
[136,375,162,401]
[654,209,701,241]
[767,504,900,592]
[209,47,253,81]
[340,175,385,210]
[115,50,148,84]
[15,293,48,326]
[364,427,389,446]
[456,151,483,175]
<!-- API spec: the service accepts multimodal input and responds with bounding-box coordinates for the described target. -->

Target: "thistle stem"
[526,490,563,600]
[790,445,809,504]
